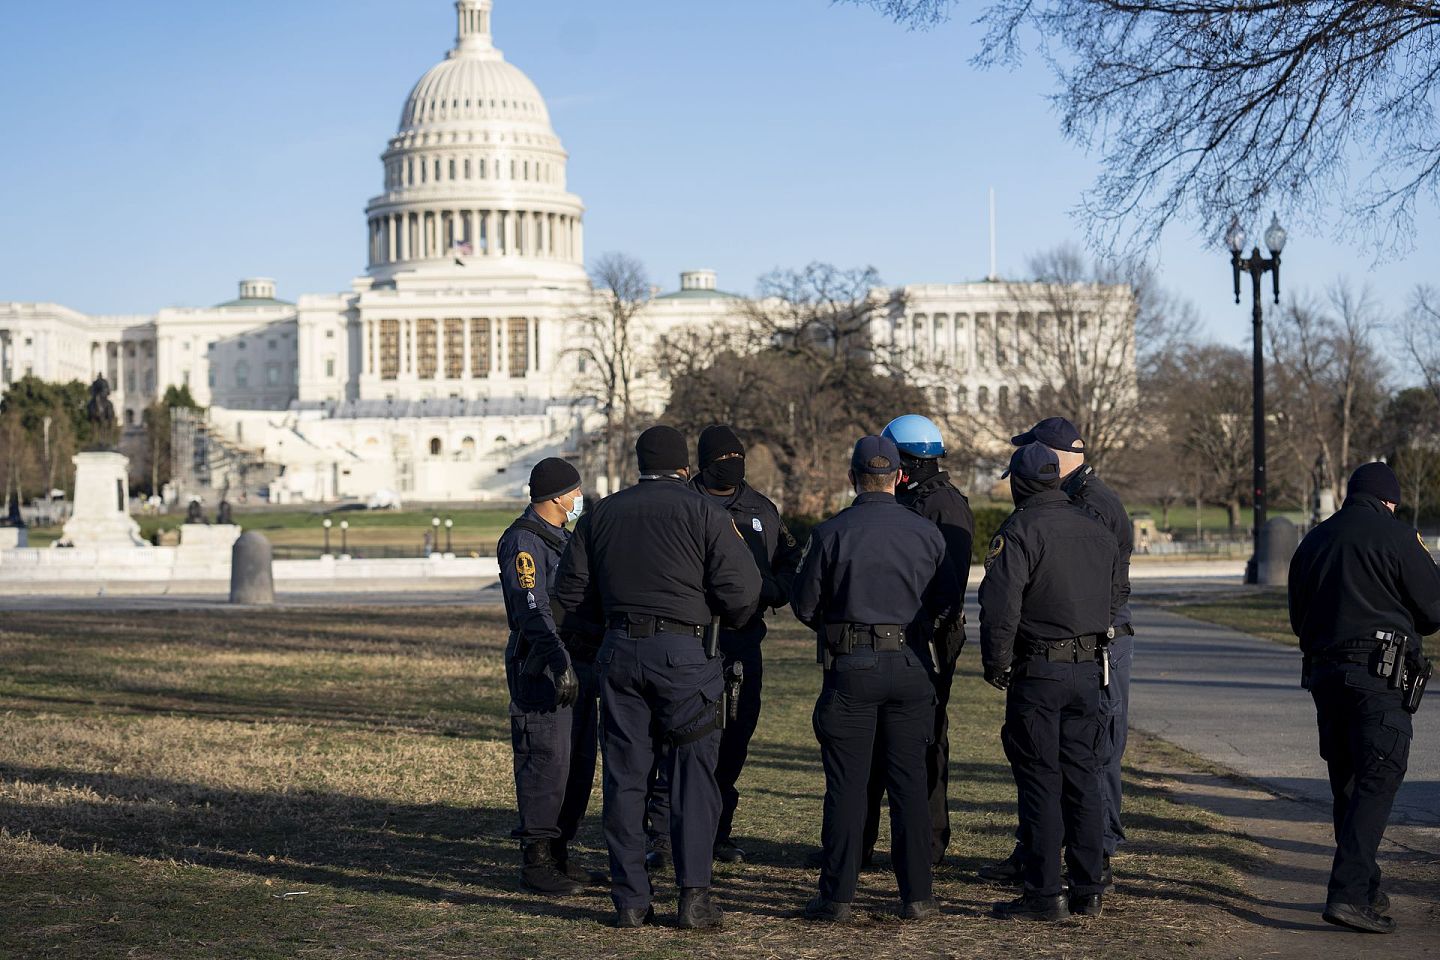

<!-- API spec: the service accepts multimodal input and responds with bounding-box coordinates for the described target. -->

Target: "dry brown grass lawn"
[0,607,1264,959]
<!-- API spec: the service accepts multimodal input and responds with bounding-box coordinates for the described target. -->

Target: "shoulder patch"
[752,516,764,533]
[984,534,1005,570]
[516,551,537,589]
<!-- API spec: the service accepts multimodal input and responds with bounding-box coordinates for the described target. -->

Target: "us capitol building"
[0,0,1134,504]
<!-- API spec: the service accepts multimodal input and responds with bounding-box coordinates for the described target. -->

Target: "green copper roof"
[214,296,294,308]
[654,288,743,301]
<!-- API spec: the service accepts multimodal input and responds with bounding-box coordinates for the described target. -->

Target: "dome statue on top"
[363,0,586,286]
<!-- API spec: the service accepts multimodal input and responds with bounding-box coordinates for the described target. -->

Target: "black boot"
[551,840,606,886]
[978,846,1026,885]
[678,887,723,930]
[520,841,582,896]
[993,892,1070,921]
[1323,902,1396,934]
[803,896,854,923]
[713,838,747,863]
[1069,893,1103,917]
[614,905,655,928]
[1371,890,1390,914]
[901,899,940,920]
[645,838,671,873]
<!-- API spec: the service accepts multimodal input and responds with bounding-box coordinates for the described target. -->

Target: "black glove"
[984,663,1011,691]
[554,663,580,709]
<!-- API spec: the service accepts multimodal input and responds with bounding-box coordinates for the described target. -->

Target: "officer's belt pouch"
[621,614,657,639]
[1040,636,1101,663]
[824,623,854,658]
[825,623,904,654]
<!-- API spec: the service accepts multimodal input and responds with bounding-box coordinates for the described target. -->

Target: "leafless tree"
[1267,284,1389,505]
[663,264,929,516]
[570,253,651,494]
[1151,342,1254,533]
[1401,285,1440,410]
[840,0,1440,251]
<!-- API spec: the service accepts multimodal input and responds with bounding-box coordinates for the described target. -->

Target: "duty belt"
[1315,633,1402,665]
[1028,634,1106,663]
[841,623,905,653]
[608,614,704,639]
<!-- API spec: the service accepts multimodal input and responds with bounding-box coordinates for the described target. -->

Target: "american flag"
[454,240,473,256]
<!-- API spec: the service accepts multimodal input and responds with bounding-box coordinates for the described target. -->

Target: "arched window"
[235,360,249,388]
[999,385,1011,412]
[956,386,969,410]
[429,437,443,457]
[977,386,990,411]
[460,436,477,460]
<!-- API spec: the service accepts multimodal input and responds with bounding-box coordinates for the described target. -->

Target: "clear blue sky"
[2,0,1434,352]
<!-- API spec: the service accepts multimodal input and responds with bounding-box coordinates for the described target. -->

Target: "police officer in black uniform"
[792,435,964,922]
[981,417,1132,889]
[981,443,1122,921]
[1288,462,1439,934]
[861,414,975,868]
[646,425,802,866]
[554,426,761,930]
[499,457,599,896]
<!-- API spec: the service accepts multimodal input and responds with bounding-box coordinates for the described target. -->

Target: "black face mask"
[1010,474,1058,506]
[702,458,745,490]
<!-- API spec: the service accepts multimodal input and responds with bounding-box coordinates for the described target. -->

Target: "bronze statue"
[85,375,119,448]
[186,499,205,525]
[217,499,233,525]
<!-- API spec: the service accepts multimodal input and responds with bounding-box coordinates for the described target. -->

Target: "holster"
[1404,658,1432,715]
[724,661,745,724]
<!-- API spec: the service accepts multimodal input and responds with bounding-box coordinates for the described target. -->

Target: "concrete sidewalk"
[1130,605,1438,833]
[1131,603,1439,954]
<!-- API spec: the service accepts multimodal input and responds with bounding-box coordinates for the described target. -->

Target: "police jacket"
[497,506,569,667]
[898,469,975,589]
[790,492,962,635]
[979,489,1123,674]
[1065,467,1133,630]
[554,475,761,630]
[690,477,803,622]
[1288,493,1440,655]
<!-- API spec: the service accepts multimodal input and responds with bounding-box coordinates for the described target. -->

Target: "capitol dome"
[364,0,586,283]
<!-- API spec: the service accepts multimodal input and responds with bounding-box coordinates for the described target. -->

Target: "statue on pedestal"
[186,500,205,525]
[85,375,119,449]
[217,499,233,525]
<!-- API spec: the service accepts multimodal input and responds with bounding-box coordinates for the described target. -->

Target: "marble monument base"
[59,450,146,549]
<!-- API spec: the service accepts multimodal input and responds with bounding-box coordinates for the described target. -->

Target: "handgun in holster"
[1371,631,1406,690]
[819,622,855,670]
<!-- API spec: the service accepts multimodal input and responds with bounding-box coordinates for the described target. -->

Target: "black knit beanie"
[698,425,745,466]
[1347,462,1402,505]
[530,457,582,502]
[636,426,689,473]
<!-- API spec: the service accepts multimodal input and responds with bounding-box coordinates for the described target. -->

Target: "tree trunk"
[1227,499,1241,534]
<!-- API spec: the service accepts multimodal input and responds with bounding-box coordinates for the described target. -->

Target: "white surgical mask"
[565,494,585,523]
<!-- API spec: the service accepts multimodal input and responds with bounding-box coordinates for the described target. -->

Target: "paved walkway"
[1131,603,1440,956]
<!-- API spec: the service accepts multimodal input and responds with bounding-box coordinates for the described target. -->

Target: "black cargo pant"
[863,646,955,864]
[647,623,765,849]
[598,628,724,912]
[507,658,600,844]
[814,645,934,905]
[1002,657,1105,899]
[1310,660,1412,907]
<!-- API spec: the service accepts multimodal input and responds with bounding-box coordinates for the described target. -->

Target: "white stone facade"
[0,0,1132,502]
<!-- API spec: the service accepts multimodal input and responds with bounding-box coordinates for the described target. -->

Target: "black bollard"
[230,531,275,605]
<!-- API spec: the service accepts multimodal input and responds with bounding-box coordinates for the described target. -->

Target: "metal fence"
[269,544,495,561]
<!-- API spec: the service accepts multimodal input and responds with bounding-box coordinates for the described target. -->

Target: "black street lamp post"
[444,517,453,555]
[340,519,349,556]
[1226,213,1287,583]
[323,517,332,556]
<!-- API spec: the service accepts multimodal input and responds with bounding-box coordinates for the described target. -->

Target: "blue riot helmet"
[882,414,946,460]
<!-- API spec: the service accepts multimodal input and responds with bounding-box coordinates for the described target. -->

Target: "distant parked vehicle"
[367,489,403,511]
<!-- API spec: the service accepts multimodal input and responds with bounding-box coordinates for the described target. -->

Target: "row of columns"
[368,209,582,266]
[361,316,543,382]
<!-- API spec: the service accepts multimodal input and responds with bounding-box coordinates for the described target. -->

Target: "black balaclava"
[901,454,941,489]
[1010,472,1059,506]
[698,424,746,490]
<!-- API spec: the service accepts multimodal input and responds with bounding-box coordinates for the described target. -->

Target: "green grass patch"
[1165,587,1437,658]
[0,608,1262,959]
